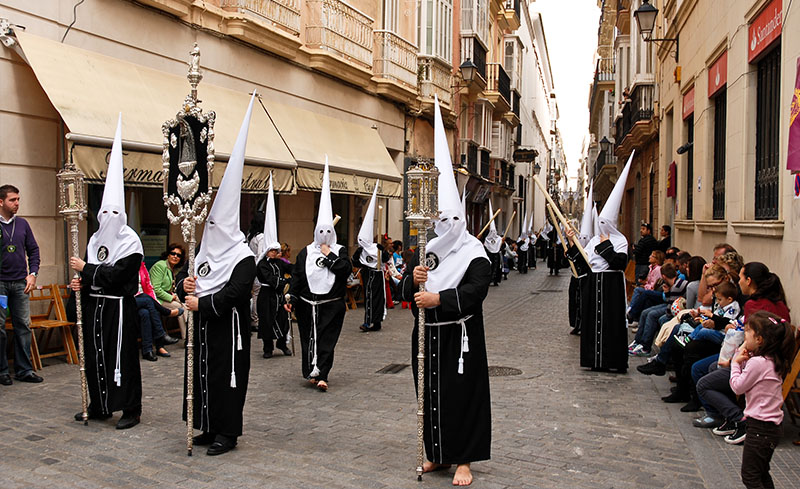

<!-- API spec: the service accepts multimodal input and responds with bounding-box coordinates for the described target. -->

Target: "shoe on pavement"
[628,340,638,349]
[661,392,689,403]
[207,435,237,456]
[262,350,273,359]
[680,399,703,412]
[14,372,43,383]
[693,415,723,428]
[193,432,216,446]
[0,374,12,386]
[156,348,171,358]
[159,334,180,346]
[142,351,158,362]
[115,414,140,430]
[713,419,739,436]
[637,360,666,376]
[569,327,580,336]
[724,421,747,445]
[278,346,292,356]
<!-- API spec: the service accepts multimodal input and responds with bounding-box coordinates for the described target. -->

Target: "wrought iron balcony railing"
[461,36,487,81]
[305,0,374,69]
[616,84,654,142]
[487,63,511,105]
[221,0,302,36]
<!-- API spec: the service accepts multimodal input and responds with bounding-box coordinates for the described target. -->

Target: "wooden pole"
[532,175,589,263]
[547,204,578,278]
[500,210,517,243]
[476,209,502,239]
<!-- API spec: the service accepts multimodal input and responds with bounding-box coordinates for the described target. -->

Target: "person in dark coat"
[632,222,657,282]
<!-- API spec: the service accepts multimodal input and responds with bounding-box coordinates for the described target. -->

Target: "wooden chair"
[30,285,77,368]
[345,268,363,310]
[51,284,79,364]
[624,259,637,301]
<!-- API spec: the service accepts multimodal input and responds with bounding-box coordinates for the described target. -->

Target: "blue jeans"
[0,280,34,376]
[655,323,682,365]
[689,326,724,343]
[634,304,670,350]
[628,288,664,322]
[135,295,168,354]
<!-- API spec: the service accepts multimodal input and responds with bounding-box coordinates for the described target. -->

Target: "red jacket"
[138,262,157,300]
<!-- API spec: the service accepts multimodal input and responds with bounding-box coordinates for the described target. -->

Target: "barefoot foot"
[317,380,328,392]
[453,464,472,486]
[422,461,451,473]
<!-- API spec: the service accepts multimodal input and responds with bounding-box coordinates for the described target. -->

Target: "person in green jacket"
[149,243,187,338]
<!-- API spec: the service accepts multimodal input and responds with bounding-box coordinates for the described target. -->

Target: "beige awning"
[263,100,403,198]
[69,145,295,194]
[14,31,297,175]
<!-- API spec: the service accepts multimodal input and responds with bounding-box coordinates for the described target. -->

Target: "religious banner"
[666,161,677,197]
[788,57,800,172]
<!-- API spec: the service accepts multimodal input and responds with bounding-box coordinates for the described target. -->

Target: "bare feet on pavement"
[453,464,472,486]
[422,461,451,473]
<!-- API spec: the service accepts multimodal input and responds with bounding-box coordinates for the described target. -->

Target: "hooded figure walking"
[400,97,492,486]
[255,174,292,357]
[284,158,352,392]
[565,152,634,373]
[178,94,257,455]
[482,201,503,286]
[69,114,144,430]
[515,212,529,274]
[353,182,389,332]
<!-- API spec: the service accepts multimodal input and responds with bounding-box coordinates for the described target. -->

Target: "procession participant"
[353,182,389,332]
[69,115,143,429]
[256,174,291,357]
[401,96,491,486]
[515,212,529,274]
[482,200,503,286]
[565,152,634,373]
[527,220,537,270]
[546,220,564,276]
[284,158,352,392]
[178,94,257,456]
[569,183,594,335]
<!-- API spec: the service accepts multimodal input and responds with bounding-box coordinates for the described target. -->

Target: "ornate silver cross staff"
[162,43,215,456]
[404,160,439,480]
[57,162,89,424]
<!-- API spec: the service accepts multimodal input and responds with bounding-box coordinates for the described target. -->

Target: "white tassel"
[114,369,121,386]
[237,332,243,351]
[462,335,470,353]
[458,358,464,375]
[230,372,237,388]
[310,366,320,378]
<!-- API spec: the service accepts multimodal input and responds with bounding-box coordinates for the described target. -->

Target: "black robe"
[546,230,565,271]
[79,253,143,416]
[401,254,492,465]
[566,241,628,372]
[516,241,528,273]
[288,246,351,382]
[352,246,389,327]
[178,257,256,437]
[527,243,537,269]
[256,256,291,349]
[485,250,502,285]
[568,275,581,330]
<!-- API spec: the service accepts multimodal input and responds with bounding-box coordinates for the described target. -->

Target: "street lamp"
[634,0,679,61]
[599,136,611,154]
[459,59,477,85]
[533,162,542,175]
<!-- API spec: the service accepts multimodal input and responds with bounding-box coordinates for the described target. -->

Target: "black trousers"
[741,418,782,489]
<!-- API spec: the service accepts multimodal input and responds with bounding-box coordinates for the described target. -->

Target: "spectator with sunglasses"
[149,243,188,339]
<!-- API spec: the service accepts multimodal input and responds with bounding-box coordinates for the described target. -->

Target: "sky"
[530,0,602,187]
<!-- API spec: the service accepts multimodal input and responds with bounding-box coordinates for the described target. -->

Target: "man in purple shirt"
[0,184,43,385]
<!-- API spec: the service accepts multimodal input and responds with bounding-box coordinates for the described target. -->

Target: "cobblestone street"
[2,265,800,489]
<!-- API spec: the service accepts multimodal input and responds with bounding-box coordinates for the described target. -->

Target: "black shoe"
[0,374,12,386]
[661,392,690,403]
[159,335,180,346]
[14,372,43,383]
[116,414,140,430]
[74,411,112,421]
[262,350,273,358]
[724,421,747,445]
[712,419,738,436]
[680,399,703,412]
[569,327,581,336]
[193,432,216,446]
[156,348,171,358]
[142,351,158,362]
[278,346,292,356]
[636,361,666,376]
[207,435,237,456]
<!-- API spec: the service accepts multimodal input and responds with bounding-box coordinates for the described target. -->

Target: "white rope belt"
[230,308,243,388]
[90,293,124,386]
[300,296,342,378]
[425,315,473,375]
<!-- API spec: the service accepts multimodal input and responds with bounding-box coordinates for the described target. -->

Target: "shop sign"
[748,0,782,63]
[682,87,695,120]
[708,51,728,98]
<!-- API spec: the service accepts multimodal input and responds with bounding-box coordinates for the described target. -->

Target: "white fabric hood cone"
[305,156,344,294]
[516,211,529,251]
[578,181,594,247]
[483,200,502,254]
[424,95,488,296]
[357,180,380,268]
[592,204,600,237]
[194,92,257,297]
[257,172,280,262]
[87,113,143,267]
[585,150,634,272]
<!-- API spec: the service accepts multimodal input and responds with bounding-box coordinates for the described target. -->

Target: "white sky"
[531,0,602,187]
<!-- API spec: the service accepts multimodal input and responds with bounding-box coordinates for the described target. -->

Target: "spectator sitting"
[686,281,741,345]
[626,250,666,323]
[676,251,691,280]
[149,244,187,339]
[136,261,181,361]
[643,250,665,289]
[628,263,688,356]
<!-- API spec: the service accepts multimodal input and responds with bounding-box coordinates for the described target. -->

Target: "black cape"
[484,249,502,285]
[352,246,389,327]
[566,241,628,372]
[79,253,143,416]
[288,246,351,382]
[516,241,528,273]
[401,254,492,465]
[256,256,291,346]
[178,257,256,437]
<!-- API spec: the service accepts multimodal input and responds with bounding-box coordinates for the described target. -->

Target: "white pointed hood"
[257,172,280,261]
[194,93,256,297]
[585,151,634,271]
[578,181,594,247]
[517,211,530,251]
[483,200,502,254]
[87,113,143,267]
[592,204,600,237]
[305,156,344,294]
[357,181,380,268]
[425,96,488,295]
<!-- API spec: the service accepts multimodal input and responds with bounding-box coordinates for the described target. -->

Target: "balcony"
[418,55,453,116]
[504,90,520,126]
[372,30,418,103]
[304,0,374,87]
[221,0,302,58]
[480,148,491,179]
[460,139,479,175]
[461,0,490,45]
[588,57,615,123]
[461,36,487,91]
[485,63,511,115]
[615,84,657,156]
[503,0,521,31]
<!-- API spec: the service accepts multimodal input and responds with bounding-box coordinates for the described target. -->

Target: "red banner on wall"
[788,57,800,172]
[708,51,728,98]
[666,161,677,197]
[748,0,782,63]
[682,87,695,120]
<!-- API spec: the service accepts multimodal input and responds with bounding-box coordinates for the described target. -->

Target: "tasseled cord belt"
[425,315,473,374]
[300,296,342,379]
[230,308,243,388]
[89,293,125,386]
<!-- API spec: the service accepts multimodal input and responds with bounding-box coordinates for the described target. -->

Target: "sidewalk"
[1,264,799,488]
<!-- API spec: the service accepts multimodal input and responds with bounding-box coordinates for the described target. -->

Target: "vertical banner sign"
[683,87,695,120]
[708,51,728,98]
[666,161,677,197]
[748,0,782,63]
[788,57,800,172]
